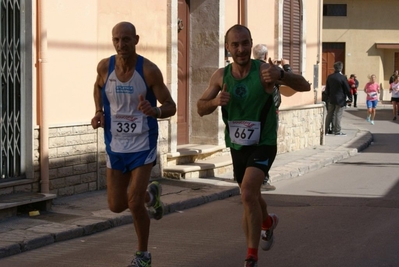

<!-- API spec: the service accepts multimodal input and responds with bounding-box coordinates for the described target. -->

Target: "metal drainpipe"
[315,0,322,104]
[238,0,247,25]
[318,0,325,145]
[37,0,50,193]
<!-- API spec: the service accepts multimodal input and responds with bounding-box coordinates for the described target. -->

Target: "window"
[323,4,347,16]
[283,0,302,74]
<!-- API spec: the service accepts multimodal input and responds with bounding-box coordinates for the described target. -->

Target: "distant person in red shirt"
[348,74,358,107]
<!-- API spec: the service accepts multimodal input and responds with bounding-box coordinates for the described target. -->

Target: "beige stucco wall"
[323,0,399,103]
[33,0,170,126]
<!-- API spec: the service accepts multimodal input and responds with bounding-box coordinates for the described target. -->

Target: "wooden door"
[177,0,189,144]
[394,52,399,71]
[322,43,345,85]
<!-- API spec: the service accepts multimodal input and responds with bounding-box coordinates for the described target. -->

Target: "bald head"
[111,22,139,58]
[112,21,136,36]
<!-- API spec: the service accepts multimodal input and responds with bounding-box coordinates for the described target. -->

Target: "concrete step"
[167,144,229,165]
[0,192,57,219]
[163,154,233,179]
[167,144,227,158]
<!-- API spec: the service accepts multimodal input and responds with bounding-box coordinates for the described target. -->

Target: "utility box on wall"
[314,64,319,90]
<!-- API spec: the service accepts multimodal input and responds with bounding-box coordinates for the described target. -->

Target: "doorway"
[322,43,345,85]
[177,0,190,144]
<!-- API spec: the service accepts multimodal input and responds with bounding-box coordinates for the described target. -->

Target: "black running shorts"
[230,145,277,184]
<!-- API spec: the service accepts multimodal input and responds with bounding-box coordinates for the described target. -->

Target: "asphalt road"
[0,107,398,267]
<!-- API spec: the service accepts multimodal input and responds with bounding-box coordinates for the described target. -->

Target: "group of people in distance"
[359,70,399,122]
[324,62,398,136]
[91,21,310,267]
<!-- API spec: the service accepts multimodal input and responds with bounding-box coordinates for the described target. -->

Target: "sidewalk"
[0,112,373,259]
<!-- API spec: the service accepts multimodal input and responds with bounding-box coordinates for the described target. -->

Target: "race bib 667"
[228,120,261,146]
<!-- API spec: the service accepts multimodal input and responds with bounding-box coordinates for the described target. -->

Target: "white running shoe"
[260,213,279,251]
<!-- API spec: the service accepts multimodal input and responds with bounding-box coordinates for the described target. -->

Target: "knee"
[127,195,146,214]
[108,198,128,213]
[241,189,259,206]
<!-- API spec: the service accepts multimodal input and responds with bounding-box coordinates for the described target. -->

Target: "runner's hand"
[91,111,104,129]
[261,58,281,83]
[138,94,157,117]
[214,83,230,106]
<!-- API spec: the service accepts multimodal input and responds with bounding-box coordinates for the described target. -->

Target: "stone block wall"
[32,121,169,197]
[33,125,106,196]
[277,104,324,154]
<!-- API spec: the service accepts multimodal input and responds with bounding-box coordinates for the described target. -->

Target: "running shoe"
[261,181,276,191]
[366,116,371,122]
[244,257,258,267]
[128,251,151,267]
[260,213,279,251]
[146,181,164,220]
[371,120,374,125]
[261,174,276,191]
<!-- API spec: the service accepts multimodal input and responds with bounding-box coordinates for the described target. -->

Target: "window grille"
[0,0,22,181]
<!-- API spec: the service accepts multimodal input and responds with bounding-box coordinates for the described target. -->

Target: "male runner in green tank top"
[197,24,310,267]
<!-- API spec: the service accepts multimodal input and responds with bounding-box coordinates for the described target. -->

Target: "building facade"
[322,0,399,103]
[0,0,323,198]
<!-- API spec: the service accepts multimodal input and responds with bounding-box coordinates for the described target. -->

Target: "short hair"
[334,61,343,72]
[225,24,252,44]
[253,44,268,60]
[350,74,355,78]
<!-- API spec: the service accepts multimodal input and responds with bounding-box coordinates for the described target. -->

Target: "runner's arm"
[197,69,226,117]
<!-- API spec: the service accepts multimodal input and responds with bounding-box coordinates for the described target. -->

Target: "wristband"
[95,109,103,114]
[153,107,162,118]
[283,64,292,72]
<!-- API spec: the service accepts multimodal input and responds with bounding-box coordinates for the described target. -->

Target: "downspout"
[238,0,247,26]
[37,0,49,193]
[318,0,326,145]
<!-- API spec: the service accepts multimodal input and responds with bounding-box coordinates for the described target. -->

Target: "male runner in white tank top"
[91,21,176,267]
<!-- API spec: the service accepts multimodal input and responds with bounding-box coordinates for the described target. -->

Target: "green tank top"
[222,59,277,150]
